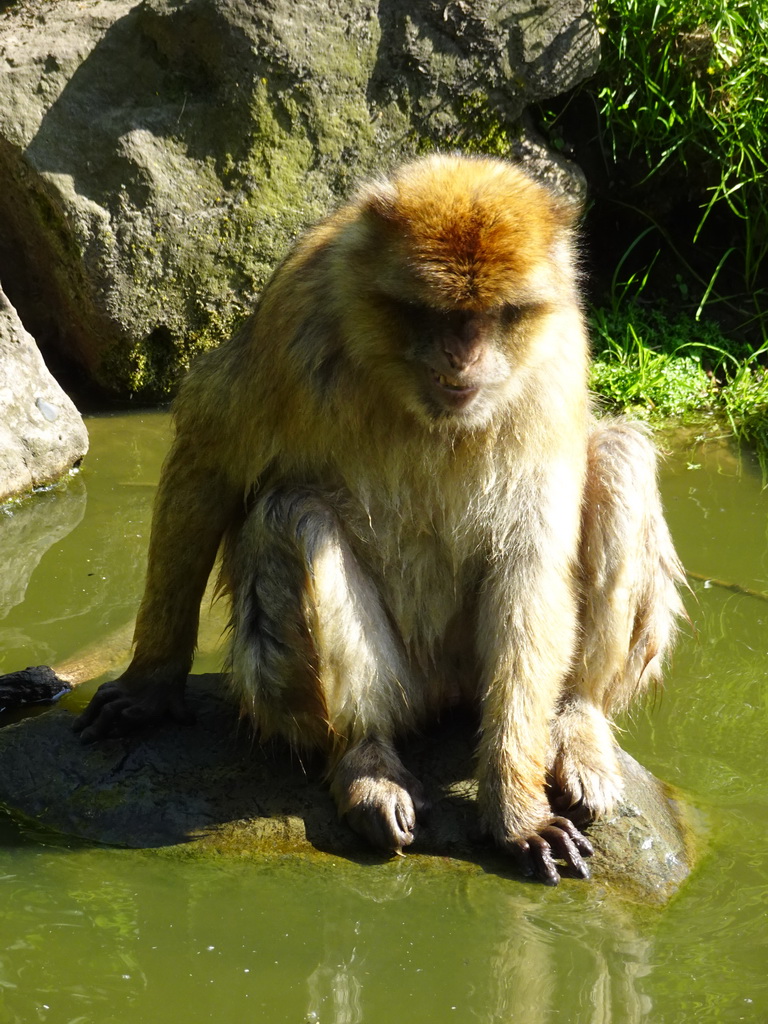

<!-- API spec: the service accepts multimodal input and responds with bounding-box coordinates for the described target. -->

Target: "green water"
[0,413,766,1023]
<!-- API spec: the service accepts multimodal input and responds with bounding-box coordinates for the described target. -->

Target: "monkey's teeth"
[438,374,464,390]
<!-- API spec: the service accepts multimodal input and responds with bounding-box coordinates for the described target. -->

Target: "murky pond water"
[0,412,766,1023]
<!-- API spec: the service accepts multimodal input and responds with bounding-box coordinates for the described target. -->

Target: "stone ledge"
[0,673,696,903]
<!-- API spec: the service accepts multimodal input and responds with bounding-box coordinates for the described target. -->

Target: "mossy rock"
[0,674,695,904]
[0,0,597,398]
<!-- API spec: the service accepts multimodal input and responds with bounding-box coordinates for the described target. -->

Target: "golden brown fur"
[76,154,684,884]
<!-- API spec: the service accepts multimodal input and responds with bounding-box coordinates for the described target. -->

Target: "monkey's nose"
[443,342,480,371]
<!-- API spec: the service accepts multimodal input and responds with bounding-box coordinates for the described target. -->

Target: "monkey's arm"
[74,436,240,742]
[475,540,593,885]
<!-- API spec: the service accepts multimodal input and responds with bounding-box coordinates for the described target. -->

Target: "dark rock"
[0,665,71,712]
[0,673,694,903]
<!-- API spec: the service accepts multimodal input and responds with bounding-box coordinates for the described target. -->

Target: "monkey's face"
[390,298,527,428]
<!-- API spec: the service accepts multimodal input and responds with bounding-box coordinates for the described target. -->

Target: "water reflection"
[0,476,86,621]
[306,920,365,1024]
[0,844,663,1024]
[288,859,658,1024]
[481,895,654,1023]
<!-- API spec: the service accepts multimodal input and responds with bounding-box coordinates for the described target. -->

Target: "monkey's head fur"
[361,154,578,311]
[317,154,586,433]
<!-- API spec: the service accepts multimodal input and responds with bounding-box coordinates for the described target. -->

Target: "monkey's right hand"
[73,674,191,743]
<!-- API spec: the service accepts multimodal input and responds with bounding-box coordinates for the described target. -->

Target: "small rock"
[0,665,72,712]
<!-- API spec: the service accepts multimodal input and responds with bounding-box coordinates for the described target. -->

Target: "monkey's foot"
[330,738,430,853]
[550,701,624,820]
[73,675,191,743]
[482,791,594,885]
[502,817,594,887]
[550,746,624,822]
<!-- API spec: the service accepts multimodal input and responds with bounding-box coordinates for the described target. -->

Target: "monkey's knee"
[224,487,339,746]
[226,487,412,748]
[577,419,685,711]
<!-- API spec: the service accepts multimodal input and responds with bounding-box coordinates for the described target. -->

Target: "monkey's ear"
[358,180,401,223]
[551,192,584,229]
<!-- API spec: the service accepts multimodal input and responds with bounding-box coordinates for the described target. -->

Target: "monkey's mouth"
[431,370,479,407]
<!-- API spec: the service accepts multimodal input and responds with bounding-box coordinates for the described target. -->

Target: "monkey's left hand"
[506,817,594,886]
[74,672,192,743]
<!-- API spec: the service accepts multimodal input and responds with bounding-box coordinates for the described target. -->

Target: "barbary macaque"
[75,154,684,884]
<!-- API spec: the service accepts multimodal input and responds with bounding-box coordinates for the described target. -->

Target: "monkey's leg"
[75,437,240,742]
[226,488,428,853]
[551,419,685,818]
[475,535,595,886]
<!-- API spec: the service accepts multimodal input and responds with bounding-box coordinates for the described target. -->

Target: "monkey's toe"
[342,776,431,854]
[540,819,593,878]
[345,784,420,853]
[331,739,429,853]
[505,817,593,886]
[550,705,624,820]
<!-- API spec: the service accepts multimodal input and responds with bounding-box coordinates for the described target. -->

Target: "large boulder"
[0,284,88,500]
[0,673,694,903]
[0,0,598,399]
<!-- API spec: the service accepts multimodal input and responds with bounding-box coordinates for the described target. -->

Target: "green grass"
[593,0,768,309]
[589,304,768,468]
[590,312,715,418]
[536,0,768,463]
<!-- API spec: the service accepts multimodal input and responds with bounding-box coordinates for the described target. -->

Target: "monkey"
[74,154,684,885]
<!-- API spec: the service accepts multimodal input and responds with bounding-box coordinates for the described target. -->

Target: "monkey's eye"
[387,296,434,323]
[395,297,432,314]
[500,303,524,326]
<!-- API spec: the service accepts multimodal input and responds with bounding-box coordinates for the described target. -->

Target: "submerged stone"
[0,673,694,903]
